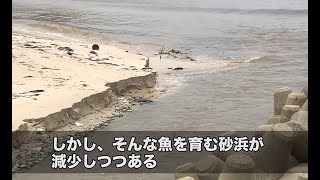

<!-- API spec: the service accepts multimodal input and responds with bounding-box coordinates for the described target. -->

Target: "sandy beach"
[12,0,308,179]
[11,32,308,180]
[12,32,157,132]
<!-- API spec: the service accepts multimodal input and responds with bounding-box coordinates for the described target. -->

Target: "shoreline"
[12,31,159,173]
[12,30,190,173]
[12,32,161,132]
[12,23,230,132]
[12,85,309,179]
[12,2,308,179]
[11,25,212,174]
[12,28,308,180]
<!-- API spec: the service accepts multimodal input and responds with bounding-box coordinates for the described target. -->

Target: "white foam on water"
[229,55,271,63]
[13,20,84,42]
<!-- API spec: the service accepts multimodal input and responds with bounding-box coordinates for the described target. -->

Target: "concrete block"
[274,87,292,115]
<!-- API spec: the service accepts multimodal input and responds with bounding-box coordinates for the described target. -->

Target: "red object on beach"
[92,44,99,50]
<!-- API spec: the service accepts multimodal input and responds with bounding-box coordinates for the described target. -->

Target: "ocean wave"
[13,27,80,42]
[231,56,272,63]
[205,8,308,16]
[146,6,308,16]
[192,55,272,64]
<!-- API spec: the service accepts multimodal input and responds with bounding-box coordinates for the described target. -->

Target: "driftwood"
[154,46,196,61]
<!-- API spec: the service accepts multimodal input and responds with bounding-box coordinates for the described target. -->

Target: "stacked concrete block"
[290,110,308,128]
[290,110,308,162]
[195,155,224,180]
[285,163,308,173]
[286,91,307,107]
[301,86,308,97]
[266,115,282,125]
[278,163,308,180]
[280,105,300,123]
[300,100,308,111]
[255,124,274,136]
[212,131,238,161]
[218,153,256,180]
[174,86,308,180]
[274,87,292,115]
[286,155,299,170]
[174,162,197,180]
[253,123,298,178]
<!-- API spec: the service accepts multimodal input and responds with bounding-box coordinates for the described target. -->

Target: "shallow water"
[13,0,308,131]
[106,61,307,131]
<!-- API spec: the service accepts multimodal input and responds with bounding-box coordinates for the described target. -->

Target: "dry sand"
[12,32,155,132]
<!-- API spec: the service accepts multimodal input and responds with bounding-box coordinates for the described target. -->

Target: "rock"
[300,100,308,111]
[280,105,300,123]
[274,87,292,115]
[286,92,307,107]
[301,86,308,97]
[218,154,256,180]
